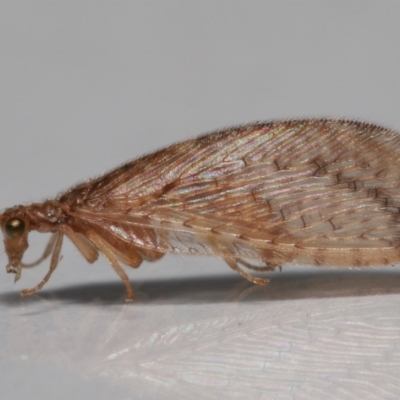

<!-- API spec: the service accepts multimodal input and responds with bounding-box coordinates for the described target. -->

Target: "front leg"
[20,232,64,296]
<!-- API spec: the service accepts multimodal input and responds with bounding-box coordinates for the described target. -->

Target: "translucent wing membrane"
[73,120,400,268]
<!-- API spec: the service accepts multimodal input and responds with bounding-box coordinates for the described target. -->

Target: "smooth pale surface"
[1,2,400,399]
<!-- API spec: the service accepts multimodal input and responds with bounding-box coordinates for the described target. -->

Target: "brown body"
[2,119,400,300]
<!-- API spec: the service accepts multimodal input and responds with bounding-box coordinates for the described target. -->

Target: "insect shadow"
[0,269,399,306]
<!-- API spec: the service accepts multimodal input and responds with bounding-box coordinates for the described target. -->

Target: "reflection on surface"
[0,270,400,399]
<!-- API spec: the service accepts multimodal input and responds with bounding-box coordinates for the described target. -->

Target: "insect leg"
[223,257,269,285]
[85,231,134,301]
[137,248,164,262]
[20,232,64,296]
[21,233,57,268]
[237,259,282,272]
[107,244,143,269]
[62,225,99,263]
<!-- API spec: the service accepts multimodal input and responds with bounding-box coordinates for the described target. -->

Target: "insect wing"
[74,120,400,265]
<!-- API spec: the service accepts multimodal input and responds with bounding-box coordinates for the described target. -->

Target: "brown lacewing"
[2,119,400,301]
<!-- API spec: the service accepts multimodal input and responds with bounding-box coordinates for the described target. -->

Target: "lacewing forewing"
[1,119,400,300]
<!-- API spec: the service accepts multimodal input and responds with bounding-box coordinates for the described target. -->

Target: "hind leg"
[237,259,281,272]
[224,257,269,285]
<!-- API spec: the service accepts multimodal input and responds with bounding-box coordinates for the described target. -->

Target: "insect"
[1,119,400,301]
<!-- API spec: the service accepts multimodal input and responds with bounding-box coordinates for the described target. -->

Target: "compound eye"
[5,218,26,239]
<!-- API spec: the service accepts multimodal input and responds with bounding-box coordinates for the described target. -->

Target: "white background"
[1,1,400,399]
